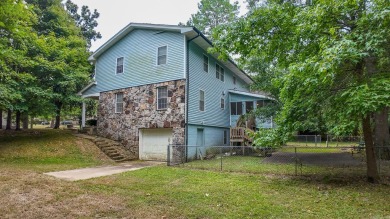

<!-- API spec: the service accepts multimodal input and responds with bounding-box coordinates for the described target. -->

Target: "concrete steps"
[74,134,133,162]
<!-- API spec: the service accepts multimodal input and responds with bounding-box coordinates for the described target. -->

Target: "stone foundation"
[97,80,186,159]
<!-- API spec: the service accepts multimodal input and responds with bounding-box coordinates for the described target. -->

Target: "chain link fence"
[167,145,390,180]
[289,135,363,147]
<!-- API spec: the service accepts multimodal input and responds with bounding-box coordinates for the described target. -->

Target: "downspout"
[185,32,200,161]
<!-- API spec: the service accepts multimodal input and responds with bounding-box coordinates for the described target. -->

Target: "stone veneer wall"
[97,79,186,159]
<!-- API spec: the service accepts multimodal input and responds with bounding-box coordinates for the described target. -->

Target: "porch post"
[82,101,86,128]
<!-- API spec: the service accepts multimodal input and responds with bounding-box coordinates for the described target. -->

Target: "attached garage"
[139,128,172,161]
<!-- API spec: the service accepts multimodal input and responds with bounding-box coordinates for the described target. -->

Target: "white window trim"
[115,92,124,113]
[157,86,168,110]
[115,57,124,74]
[221,97,225,110]
[216,63,225,82]
[203,54,209,73]
[199,89,205,112]
[156,45,168,66]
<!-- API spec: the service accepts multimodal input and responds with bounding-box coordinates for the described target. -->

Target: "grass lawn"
[0,129,389,218]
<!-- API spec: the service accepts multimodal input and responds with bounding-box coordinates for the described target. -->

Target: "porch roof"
[228,90,273,100]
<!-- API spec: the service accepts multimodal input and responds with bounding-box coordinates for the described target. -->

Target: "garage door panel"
[140,128,172,161]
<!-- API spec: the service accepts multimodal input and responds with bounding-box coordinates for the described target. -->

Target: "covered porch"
[228,89,275,146]
[78,81,99,129]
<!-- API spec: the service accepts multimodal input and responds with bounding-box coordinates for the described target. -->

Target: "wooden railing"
[230,127,253,145]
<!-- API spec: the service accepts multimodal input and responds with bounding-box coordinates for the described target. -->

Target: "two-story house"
[78,23,272,161]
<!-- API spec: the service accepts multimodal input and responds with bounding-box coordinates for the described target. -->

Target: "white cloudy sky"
[70,0,248,51]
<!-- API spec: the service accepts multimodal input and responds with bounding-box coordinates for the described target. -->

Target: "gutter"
[185,33,200,161]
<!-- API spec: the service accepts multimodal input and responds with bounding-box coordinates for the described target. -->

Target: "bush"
[248,128,288,149]
[86,119,97,126]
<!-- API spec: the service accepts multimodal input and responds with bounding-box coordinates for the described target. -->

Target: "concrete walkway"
[44,161,163,181]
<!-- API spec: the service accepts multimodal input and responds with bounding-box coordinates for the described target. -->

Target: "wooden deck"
[230,127,253,146]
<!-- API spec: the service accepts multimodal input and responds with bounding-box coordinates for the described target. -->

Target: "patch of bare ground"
[0,168,129,218]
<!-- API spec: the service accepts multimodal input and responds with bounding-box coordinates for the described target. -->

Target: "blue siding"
[84,29,185,94]
[187,124,229,160]
[187,42,249,128]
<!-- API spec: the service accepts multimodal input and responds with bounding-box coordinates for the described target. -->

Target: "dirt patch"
[263,151,365,167]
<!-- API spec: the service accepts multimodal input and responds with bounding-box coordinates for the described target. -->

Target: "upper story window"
[115,92,124,113]
[199,90,205,111]
[203,55,209,73]
[157,46,167,65]
[116,57,124,74]
[157,86,168,110]
[216,64,224,82]
[230,102,242,115]
[233,76,236,85]
[221,98,225,109]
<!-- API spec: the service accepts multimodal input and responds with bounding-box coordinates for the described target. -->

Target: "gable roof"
[89,23,253,84]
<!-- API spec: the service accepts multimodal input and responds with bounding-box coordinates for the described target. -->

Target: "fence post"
[295,147,297,176]
[220,147,223,171]
[167,144,170,166]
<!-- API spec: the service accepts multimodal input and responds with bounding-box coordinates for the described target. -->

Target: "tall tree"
[187,0,240,39]
[26,0,92,129]
[213,0,390,182]
[65,0,102,48]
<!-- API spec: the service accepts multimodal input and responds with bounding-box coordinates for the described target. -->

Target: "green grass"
[0,129,113,172]
[0,129,389,218]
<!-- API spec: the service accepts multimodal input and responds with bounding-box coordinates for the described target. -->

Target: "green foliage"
[249,128,288,148]
[187,0,240,39]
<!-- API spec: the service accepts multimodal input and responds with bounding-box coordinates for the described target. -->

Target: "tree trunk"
[0,109,2,129]
[15,111,21,131]
[30,116,33,129]
[374,107,390,159]
[22,112,29,129]
[53,101,62,129]
[6,109,12,130]
[362,115,380,183]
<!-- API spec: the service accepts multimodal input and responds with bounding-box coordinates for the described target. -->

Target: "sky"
[70,0,248,51]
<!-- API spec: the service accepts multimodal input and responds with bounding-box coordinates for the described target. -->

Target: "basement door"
[139,128,172,161]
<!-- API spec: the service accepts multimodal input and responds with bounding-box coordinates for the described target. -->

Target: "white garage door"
[139,128,172,161]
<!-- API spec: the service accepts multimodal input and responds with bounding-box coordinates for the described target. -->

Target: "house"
[78,23,273,161]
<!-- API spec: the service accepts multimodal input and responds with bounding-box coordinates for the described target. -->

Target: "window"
[115,92,123,113]
[157,86,168,110]
[157,46,167,65]
[257,100,264,108]
[216,64,224,82]
[230,102,242,115]
[199,90,205,111]
[246,101,254,113]
[203,55,209,73]
[116,57,124,74]
[221,98,225,109]
[223,130,228,145]
[233,76,236,85]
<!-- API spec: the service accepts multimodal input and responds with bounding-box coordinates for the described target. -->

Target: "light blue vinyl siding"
[188,42,249,128]
[84,29,185,94]
[83,84,99,96]
[186,124,230,160]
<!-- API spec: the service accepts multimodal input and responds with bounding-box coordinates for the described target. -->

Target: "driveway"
[44,161,163,181]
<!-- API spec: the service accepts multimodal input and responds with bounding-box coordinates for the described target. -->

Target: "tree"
[213,0,390,183]
[187,0,240,39]
[65,0,102,48]
[26,0,92,129]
